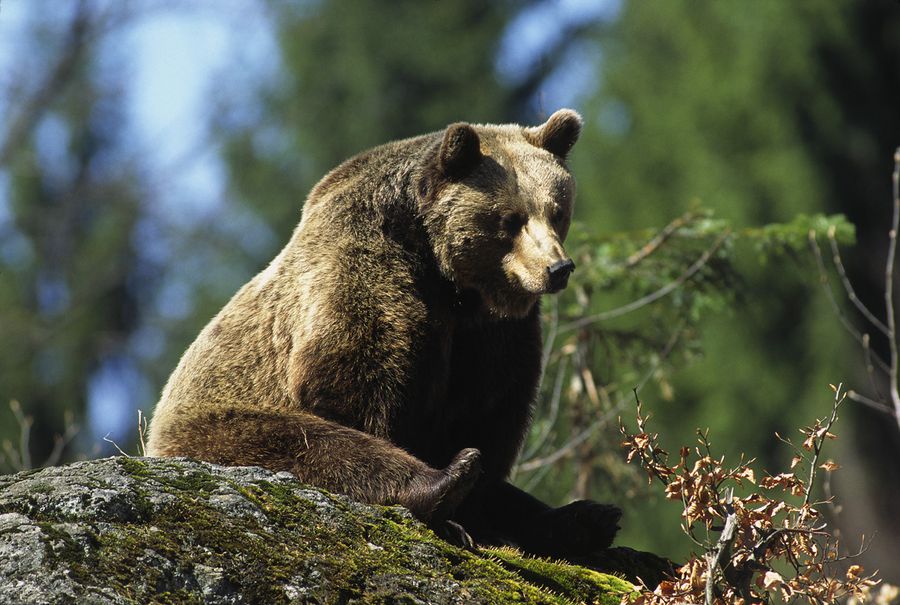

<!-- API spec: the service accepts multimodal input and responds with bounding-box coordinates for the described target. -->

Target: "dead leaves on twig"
[620,386,880,605]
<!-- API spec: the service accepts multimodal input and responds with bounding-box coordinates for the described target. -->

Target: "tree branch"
[846,389,895,416]
[625,211,695,268]
[560,231,730,332]
[827,226,889,336]
[804,384,845,507]
[808,231,891,376]
[887,147,900,431]
[705,489,737,605]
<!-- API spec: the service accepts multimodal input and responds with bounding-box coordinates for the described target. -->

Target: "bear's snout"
[547,258,575,293]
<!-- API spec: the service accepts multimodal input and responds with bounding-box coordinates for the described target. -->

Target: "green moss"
[12,459,635,604]
[487,548,636,605]
[149,591,204,605]
[118,456,153,479]
[155,462,221,494]
[119,457,220,496]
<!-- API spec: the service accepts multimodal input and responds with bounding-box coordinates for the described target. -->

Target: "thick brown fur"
[147,109,621,555]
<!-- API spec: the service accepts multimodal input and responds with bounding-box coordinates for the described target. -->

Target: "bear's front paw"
[542,500,622,555]
[431,519,478,552]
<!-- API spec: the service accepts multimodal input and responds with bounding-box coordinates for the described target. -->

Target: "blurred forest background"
[1,0,899,582]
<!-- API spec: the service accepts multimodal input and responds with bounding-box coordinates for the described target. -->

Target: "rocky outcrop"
[0,457,664,604]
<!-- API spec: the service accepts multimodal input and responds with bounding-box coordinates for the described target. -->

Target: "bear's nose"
[547,259,575,293]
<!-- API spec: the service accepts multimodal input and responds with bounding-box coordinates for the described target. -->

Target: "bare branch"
[1,439,21,472]
[539,297,559,384]
[138,409,149,457]
[521,355,568,462]
[625,211,695,268]
[887,147,900,431]
[846,389,896,416]
[102,434,131,458]
[808,231,891,375]
[705,489,737,605]
[804,384,845,507]
[861,333,888,405]
[520,455,557,493]
[827,227,889,336]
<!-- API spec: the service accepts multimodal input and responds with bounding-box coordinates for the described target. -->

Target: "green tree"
[557,0,900,573]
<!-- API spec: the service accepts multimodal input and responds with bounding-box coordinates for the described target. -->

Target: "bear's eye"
[500,211,527,234]
[550,205,565,224]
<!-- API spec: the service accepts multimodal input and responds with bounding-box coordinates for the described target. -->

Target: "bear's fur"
[146,109,621,556]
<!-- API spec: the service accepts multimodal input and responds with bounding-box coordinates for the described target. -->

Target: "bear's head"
[419,109,582,319]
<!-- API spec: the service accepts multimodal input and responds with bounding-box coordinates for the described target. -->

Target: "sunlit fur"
[423,135,575,318]
[146,109,621,555]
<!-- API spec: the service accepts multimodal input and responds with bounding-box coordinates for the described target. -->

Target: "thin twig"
[861,333,887,405]
[827,227,889,336]
[846,390,896,416]
[625,211,694,268]
[561,231,730,332]
[705,488,738,605]
[521,456,557,493]
[887,148,900,432]
[138,409,149,456]
[1,440,20,472]
[822,459,842,522]
[808,231,891,375]
[103,434,131,458]
[804,384,845,507]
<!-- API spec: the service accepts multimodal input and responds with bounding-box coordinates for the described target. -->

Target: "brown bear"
[146,108,621,556]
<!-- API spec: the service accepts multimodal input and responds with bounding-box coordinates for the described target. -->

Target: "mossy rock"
[0,457,657,604]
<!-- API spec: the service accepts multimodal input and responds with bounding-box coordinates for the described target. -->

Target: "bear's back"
[147,131,448,454]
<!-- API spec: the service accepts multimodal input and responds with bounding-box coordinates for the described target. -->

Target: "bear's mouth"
[476,275,544,319]
[510,272,558,298]
[481,290,540,319]
[499,251,575,299]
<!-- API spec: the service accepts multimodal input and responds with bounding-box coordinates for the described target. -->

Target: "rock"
[0,457,663,604]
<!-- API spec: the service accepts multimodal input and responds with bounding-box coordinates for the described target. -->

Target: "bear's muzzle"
[547,258,575,293]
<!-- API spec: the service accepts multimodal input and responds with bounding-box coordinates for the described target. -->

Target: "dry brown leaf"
[763,571,784,589]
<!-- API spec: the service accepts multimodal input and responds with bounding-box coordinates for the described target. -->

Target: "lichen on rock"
[0,457,651,604]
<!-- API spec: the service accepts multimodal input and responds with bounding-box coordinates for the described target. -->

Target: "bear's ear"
[525,109,583,159]
[439,123,482,180]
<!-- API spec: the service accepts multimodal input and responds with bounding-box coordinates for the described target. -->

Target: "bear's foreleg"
[149,408,481,523]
